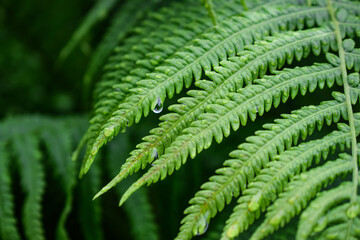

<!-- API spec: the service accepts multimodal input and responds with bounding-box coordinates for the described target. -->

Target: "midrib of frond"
[223,130,351,239]
[122,29,336,199]
[175,100,346,240]
[82,6,329,176]
[328,0,359,238]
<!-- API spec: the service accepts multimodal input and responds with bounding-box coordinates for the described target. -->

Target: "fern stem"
[202,0,218,25]
[327,0,359,237]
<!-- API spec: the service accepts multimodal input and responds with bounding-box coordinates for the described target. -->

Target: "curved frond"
[94,26,339,200]
[77,0,242,169]
[118,27,339,205]
[174,97,347,240]
[80,4,332,176]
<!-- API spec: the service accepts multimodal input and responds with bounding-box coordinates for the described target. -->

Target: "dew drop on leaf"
[193,211,210,236]
[152,148,158,160]
[153,96,163,114]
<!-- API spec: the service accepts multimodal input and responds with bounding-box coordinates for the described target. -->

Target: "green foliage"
[76,0,360,239]
[2,0,360,239]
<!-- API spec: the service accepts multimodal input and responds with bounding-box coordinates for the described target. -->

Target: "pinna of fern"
[75,0,360,239]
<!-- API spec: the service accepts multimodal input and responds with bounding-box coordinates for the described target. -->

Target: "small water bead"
[193,211,210,236]
[153,96,163,114]
[152,148,158,160]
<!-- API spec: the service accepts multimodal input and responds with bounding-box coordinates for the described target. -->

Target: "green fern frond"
[71,0,360,239]
[117,27,339,205]
[12,134,45,240]
[175,96,347,240]
[76,0,240,169]
[250,154,355,240]
[0,143,20,240]
[94,26,339,200]
[80,3,333,176]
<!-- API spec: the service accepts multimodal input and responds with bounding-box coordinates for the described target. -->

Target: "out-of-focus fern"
[74,0,360,239]
[0,116,86,240]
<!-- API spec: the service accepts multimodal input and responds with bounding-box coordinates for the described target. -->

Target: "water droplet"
[255,106,259,113]
[152,148,158,159]
[153,96,163,114]
[194,211,210,236]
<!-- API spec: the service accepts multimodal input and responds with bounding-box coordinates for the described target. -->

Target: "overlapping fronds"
[79,0,335,175]
[77,0,360,239]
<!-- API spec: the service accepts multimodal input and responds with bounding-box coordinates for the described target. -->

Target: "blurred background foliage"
[0,0,343,239]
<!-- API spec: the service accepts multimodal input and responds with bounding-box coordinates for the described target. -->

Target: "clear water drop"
[152,148,158,159]
[153,96,163,114]
[194,211,210,236]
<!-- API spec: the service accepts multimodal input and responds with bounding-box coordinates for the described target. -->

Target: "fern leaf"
[250,156,354,240]
[175,97,347,240]
[118,27,339,206]
[0,143,21,240]
[80,4,332,176]
[296,182,354,240]
[12,134,45,240]
[77,0,227,169]
[222,127,352,239]
[93,26,339,200]
[58,0,118,62]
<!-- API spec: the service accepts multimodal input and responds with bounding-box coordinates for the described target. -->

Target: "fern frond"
[0,143,20,240]
[250,156,354,240]
[58,0,118,62]
[12,134,45,240]
[77,0,236,168]
[174,96,347,240]
[94,26,339,200]
[118,27,339,206]
[80,4,332,176]
[296,181,353,240]
[222,126,352,239]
